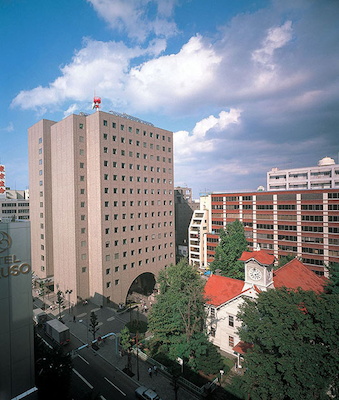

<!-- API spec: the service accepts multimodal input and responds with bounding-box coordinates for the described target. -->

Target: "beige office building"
[29,111,175,306]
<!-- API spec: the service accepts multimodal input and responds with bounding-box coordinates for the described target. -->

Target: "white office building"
[267,157,339,191]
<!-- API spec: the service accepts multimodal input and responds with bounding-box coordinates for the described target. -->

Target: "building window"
[115,279,119,285]
[103,120,108,126]
[229,336,234,347]
[229,315,234,327]
[106,282,111,288]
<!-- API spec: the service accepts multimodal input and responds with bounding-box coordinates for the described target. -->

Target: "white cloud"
[11,38,166,111]
[173,109,241,163]
[126,35,222,111]
[64,104,79,117]
[0,122,14,132]
[252,21,293,68]
[87,0,178,42]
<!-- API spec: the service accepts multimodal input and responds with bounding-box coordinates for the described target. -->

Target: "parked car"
[135,386,162,400]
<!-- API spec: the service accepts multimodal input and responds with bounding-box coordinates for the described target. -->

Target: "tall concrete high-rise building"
[29,110,175,306]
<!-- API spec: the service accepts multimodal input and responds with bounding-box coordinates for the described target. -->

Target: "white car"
[135,386,162,400]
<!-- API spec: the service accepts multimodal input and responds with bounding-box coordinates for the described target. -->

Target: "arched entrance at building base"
[126,272,157,304]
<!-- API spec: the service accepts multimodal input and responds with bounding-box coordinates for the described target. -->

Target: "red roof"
[239,249,275,265]
[274,258,325,293]
[204,275,245,306]
[233,341,253,354]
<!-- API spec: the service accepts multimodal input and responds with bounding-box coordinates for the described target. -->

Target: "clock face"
[249,267,262,281]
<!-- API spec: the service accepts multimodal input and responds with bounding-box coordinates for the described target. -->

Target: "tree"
[148,260,223,374]
[277,254,295,268]
[237,288,339,400]
[210,220,248,279]
[324,262,339,294]
[56,290,64,319]
[120,326,132,372]
[89,311,99,342]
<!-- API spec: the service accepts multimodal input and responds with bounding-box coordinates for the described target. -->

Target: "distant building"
[204,249,326,363]
[0,220,36,399]
[0,189,30,222]
[189,189,339,275]
[28,111,175,306]
[174,186,200,260]
[267,157,339,191]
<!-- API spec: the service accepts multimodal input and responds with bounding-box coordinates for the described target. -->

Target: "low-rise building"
[204,249,326,364]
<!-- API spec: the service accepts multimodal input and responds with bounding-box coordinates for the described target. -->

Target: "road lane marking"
[107,316,115,321]
[73,368,93,389]
[104,377,126,396]
[78,355,89,364]
[77,313,87,318]
[98,322,103,327]
[100,396,107,400]
[91,307,100,313]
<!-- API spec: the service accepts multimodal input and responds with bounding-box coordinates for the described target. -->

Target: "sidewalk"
[33,293,200,400]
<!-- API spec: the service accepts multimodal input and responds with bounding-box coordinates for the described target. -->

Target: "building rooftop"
[239,249,275,266]
[204,275,247,306]
[274,258,326,293]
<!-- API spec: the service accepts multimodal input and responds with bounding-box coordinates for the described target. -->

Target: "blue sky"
[1,0,339,198]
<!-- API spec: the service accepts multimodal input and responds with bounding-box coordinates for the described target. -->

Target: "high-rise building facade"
[267,157,339,191]
[189,189,339,275]
[29,111,175,306]
[174,186,200,260]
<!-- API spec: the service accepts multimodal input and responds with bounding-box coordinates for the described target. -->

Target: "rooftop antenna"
[92,95,101,111]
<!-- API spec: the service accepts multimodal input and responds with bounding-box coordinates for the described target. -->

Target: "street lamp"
[65,289,73,314]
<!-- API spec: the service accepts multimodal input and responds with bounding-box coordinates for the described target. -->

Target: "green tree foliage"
[193,340,226,375]
[237,288,339,400]
[120,326,132,353]
[325,262,339,294]
[89,311,99,341]
[148,260,223,374]
[277,254,295,268]
[56,290,64,319]
[210,220,248,279]
[35,334,72,399]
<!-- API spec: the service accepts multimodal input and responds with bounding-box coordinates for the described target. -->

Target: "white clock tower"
[241,247,275,291]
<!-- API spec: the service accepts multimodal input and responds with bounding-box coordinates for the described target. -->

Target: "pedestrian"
[148,367,152,378]
[153,365,157,376]
[73,315,76,323]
